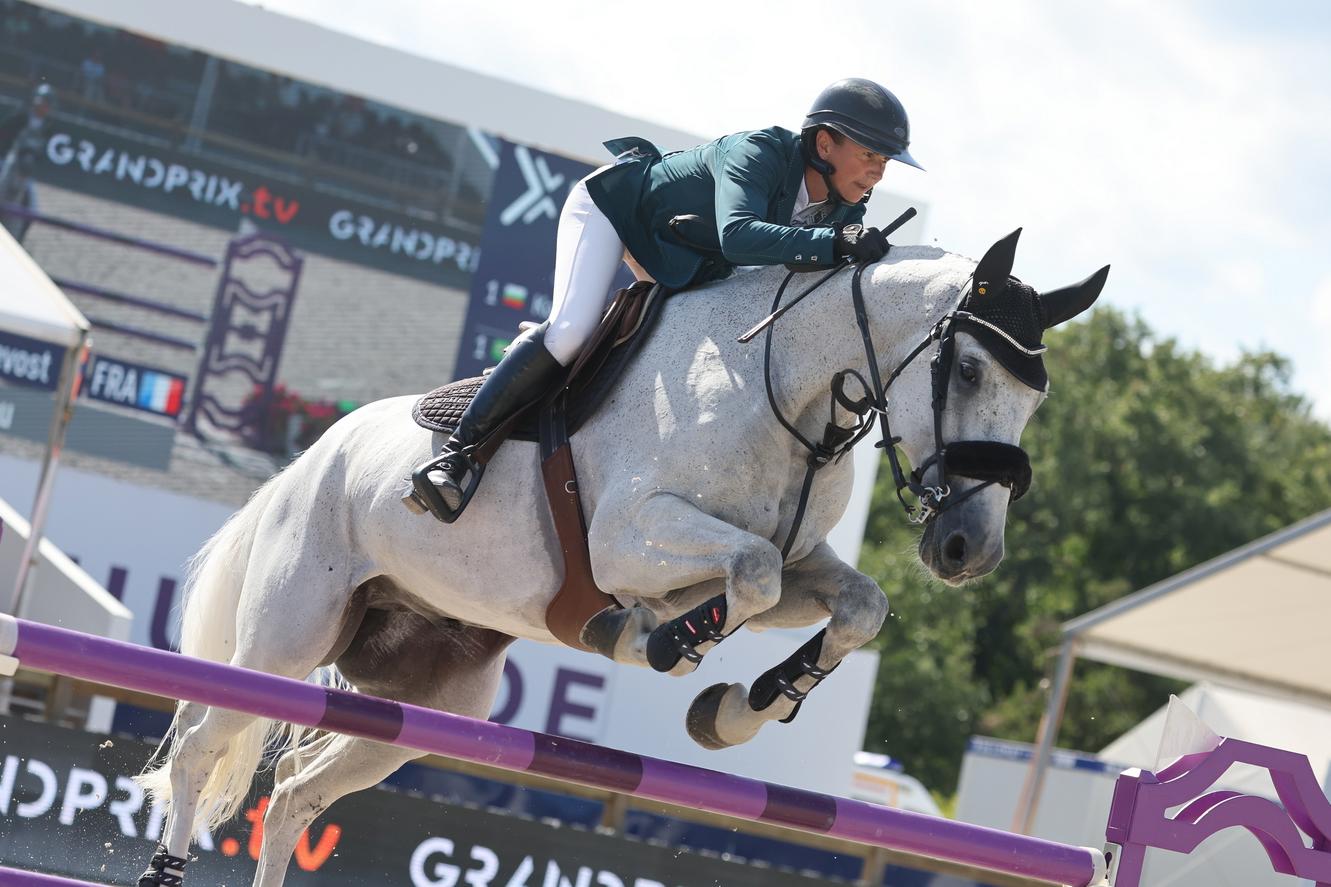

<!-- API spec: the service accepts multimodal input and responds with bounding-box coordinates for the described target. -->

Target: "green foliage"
[857,306,1331,796]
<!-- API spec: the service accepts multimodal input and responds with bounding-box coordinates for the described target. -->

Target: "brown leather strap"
[541,442,619,650]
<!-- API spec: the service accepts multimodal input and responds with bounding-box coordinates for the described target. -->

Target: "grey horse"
[136,231,1106,887]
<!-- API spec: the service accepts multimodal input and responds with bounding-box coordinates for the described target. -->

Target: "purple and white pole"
[0,614,1108,886]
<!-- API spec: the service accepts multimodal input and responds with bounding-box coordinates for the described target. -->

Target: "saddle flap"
[412,376,484,434]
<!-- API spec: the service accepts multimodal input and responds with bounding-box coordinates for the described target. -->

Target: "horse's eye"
[959,361,979,386]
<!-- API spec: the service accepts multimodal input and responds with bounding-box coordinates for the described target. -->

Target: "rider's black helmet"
[801,78,924,172]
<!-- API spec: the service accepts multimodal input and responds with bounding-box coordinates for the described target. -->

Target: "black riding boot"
[423,326,564,521]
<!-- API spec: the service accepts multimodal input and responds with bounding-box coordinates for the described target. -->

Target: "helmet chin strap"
[802,135,854,207]
[820,167,853,207]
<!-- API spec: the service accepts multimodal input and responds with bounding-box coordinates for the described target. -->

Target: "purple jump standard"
[0,615,1107,887]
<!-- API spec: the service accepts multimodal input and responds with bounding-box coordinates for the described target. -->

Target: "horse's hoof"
[686,682,737,750]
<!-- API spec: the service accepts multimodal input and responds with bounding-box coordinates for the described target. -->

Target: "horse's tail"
[137,474,283,828]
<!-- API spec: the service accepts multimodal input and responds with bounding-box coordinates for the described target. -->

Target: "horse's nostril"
[943,531,967,566]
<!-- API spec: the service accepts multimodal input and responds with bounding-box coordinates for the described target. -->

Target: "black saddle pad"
[413,283,670,442]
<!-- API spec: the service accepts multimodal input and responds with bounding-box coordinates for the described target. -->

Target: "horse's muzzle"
[918,498,1006,584]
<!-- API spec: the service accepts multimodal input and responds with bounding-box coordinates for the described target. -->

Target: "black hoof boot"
[646,594,728,673]
[747,628,836,724]
[139,844,188,887]
[685,682,735,750]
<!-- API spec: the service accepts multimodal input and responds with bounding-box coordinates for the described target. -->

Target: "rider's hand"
[833,223,891,263]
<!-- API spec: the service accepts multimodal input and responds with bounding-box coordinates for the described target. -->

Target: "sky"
[242,0,1331,418]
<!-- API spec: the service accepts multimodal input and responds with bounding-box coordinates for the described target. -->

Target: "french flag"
[137,371,185,417]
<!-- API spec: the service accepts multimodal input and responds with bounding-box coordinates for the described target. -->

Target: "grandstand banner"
[452,139,632,379]
[82,355,187,419]
[0,716,826,886]
[0,329,62,392]
[34,122,480,288]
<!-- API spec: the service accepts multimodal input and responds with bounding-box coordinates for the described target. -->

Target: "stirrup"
[139,843,188,887]
[410,450,485,524]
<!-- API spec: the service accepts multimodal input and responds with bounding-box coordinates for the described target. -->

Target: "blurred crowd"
[0,0,476,214]
[210,71,455,174]
[1,1,201,120]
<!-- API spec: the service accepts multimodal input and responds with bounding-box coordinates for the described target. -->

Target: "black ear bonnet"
[956,277,1050,390]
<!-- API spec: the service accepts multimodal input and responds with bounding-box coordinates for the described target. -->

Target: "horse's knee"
[860,585,889,635]
[830,580,889,653]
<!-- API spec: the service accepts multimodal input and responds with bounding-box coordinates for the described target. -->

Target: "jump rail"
[0,870,103,886]
[1,202,218,354]
[9,618,1330,887]
[0,202,219,267]
[0,614,1106,887]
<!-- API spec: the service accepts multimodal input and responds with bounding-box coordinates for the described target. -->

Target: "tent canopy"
[1066,508,1331,707]
[1017,507,1331,834]
[1,222,90,616]
[0,224,88,347]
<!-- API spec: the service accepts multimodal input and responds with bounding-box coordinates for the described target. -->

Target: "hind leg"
[252,735,418,887]
[153,537,370,880]
[252,612,512,887]
[684,542,888,748]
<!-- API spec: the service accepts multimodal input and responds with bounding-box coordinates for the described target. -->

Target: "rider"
[432,78,924,517]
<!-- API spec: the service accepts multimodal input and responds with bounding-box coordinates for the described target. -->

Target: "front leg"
[584,491,783,673]
[686,541,889,748]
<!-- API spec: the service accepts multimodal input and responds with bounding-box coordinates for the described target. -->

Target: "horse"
[135,230,1106,887]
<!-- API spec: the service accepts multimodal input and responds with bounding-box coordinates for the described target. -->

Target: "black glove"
[833,223,891,263]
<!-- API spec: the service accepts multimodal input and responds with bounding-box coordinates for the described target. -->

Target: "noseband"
[758,260,1037,551]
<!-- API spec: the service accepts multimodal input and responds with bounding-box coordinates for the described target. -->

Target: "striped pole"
[0,615,1106,886]
[0,868,106,886]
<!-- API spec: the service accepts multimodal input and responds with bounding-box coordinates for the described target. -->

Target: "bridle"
[756,259,1036,555]
[849,262,1035,525]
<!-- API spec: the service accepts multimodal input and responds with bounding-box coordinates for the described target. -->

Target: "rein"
[754,258,1036,555]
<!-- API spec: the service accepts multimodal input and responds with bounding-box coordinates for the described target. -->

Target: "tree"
[858,307,1331,795]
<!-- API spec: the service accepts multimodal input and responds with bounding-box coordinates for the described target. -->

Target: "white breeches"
[545,171,637,366]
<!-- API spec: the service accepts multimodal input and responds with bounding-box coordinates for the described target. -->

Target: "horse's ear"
[1040,265,1110,328]
[972,229,1022,299]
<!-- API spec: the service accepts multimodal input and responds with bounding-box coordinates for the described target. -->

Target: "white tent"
[0,222,90,614]
[1101,683,1331,795]
[1013,507,1331,831]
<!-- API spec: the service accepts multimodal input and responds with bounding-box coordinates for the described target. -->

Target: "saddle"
[408,280,668,651]
[412,280,663,444]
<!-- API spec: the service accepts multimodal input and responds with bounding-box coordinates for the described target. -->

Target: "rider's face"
[816,130,888,203]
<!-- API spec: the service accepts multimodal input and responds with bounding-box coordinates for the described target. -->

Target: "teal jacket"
[584,126,868,289]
